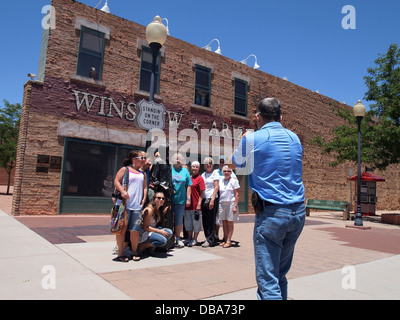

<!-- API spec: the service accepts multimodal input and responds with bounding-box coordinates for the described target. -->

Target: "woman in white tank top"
[126,167,145,211]
[113,150,147,262]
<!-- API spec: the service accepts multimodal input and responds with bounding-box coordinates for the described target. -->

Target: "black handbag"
[202,198,211,210]
[112,167,129,201]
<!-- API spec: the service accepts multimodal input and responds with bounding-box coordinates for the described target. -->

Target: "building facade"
[12,0,400,216]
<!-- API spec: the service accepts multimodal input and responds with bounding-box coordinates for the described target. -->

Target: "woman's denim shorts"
[127,209,142,232]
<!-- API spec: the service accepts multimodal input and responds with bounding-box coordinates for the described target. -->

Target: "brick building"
[12,0,400,216]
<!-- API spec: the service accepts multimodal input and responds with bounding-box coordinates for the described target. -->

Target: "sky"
[1,0,399,110]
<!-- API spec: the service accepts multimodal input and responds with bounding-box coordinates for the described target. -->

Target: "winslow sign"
[71,90,246,140]
[72,90,137,122]
[72,90,166,130]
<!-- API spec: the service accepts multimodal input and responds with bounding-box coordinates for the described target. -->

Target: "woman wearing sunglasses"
[218,166,240,248]
[138,192,173,254]
[113,150,147,262]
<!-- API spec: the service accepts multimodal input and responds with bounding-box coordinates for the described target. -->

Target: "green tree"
[312,43,400,171]
[0,100,22,195]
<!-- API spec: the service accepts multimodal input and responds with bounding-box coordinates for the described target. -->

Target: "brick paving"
[315,226,400,254]
[1,186,400,300]
[14,215,110,244]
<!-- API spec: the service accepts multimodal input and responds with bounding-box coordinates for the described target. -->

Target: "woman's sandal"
[113,255,129,262]
[222,241,231,248]
[131,252,141,262]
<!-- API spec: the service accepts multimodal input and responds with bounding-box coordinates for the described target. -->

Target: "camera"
[112,191,123,200]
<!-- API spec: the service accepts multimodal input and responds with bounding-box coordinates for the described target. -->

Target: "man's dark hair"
[256,98,281,122]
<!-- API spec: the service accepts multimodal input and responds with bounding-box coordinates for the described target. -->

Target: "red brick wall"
[0,168,14,186]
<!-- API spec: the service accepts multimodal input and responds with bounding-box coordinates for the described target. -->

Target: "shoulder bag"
[110,167,129,235]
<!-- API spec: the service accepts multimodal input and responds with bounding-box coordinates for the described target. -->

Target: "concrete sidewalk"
[1,203,400,300]
[0,210,130,300]
[210,255,400,300]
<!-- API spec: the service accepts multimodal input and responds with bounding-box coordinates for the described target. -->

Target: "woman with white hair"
[201,157,219,247]
[218,165,240,248]
[171,153,192,248]
[184,161,205,246]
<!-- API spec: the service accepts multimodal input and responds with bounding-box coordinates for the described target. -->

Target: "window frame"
[139,46,161,94]
[76,26,105,80]
[234,78,248,117]
[194,65,212,107]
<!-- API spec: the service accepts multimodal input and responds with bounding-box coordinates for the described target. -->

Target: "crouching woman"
[138,192,173,253]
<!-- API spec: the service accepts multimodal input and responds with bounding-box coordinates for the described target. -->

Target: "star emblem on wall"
[191,118,201,131]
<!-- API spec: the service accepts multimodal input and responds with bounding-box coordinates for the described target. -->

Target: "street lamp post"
[145,16,167,150]
[353,100,366,226]
[146,15,167,103]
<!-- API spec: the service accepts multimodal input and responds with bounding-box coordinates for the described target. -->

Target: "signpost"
[136,99,166,131]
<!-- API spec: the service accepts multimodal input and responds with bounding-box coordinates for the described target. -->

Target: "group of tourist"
[112,149,240,263]
[111,97,306,300]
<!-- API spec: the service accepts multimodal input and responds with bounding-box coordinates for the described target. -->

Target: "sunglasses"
[223,170,231,173]
[134,156,146,160]
[155,197,165,200]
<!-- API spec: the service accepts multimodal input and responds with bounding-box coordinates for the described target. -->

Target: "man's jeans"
[253,202,306,300]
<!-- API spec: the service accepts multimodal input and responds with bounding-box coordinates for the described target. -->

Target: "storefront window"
[63,140,116,197]
[61,139,142,213]
[237,175,249,213]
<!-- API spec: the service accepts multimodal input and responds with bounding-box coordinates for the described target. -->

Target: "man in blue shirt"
[232,98,306,300]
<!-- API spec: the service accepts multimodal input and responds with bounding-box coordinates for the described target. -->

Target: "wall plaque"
[37,155,50,164]
[36,166,49,173]
[50,156,62,170]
